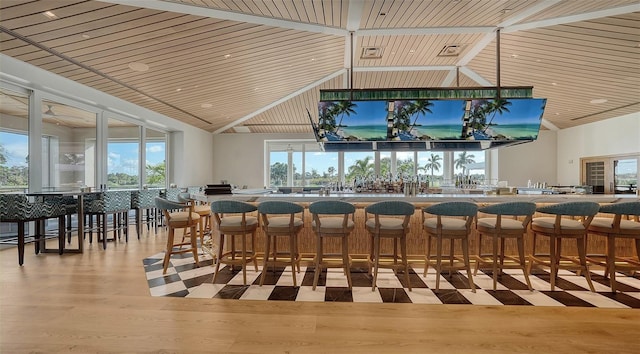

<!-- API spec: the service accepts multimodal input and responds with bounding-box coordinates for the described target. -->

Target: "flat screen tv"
[389,99,466,141]
[464,98,546,141]
[317,100,388,141]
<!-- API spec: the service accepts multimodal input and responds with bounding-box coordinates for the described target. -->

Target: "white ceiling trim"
[504,3,640,33]
[97,0,347,36]
[353,66,456,72]
[213,69,347,134]
[441,69,459,87]
[458,67,493,86]
[346,0,365,32]
[357,27,494,36]
[499,0,563,28]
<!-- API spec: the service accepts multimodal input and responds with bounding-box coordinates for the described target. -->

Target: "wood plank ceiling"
[0,0,638,133]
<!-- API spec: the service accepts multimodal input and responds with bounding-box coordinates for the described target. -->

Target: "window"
[107,118,140,188]
[417,152,444,186]
[41,99,97,190]
[0,88,29,192]
[145,128,166,188]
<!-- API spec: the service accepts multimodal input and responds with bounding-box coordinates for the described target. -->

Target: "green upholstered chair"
[364,200,415,291]
[475,202,536,291]
[84,190,131,249]
[528,201,600,292]
[257,201,305,287]
[0,194,67,265]
[587,201,640,292]
[130,189,160,238]
[422,201,478,292]
[210,200,259,285]
[309,200,356,290]
[155,197,200,274]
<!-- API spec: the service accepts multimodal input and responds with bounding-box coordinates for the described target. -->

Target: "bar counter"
[193,192,639,260]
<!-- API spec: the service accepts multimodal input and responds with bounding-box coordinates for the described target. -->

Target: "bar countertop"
[193,191,639,204]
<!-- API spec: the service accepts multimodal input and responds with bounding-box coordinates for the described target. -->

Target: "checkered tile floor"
[143,248,640,308]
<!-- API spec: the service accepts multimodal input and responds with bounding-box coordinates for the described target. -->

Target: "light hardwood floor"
[1,226,639,353]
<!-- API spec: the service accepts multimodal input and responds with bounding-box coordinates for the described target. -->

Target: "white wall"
[496,130,558,187]
[0,54,214,188]
[212,133,312,188]
[556,112,640,185]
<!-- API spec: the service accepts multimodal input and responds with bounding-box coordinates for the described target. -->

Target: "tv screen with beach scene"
[317,100,388,141]
[463,98,546,141]
[389,99,466,141]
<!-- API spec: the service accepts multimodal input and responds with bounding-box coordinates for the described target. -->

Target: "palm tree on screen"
[482,98,512,133]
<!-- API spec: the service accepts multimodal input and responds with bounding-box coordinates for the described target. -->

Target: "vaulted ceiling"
[1,0,639,134]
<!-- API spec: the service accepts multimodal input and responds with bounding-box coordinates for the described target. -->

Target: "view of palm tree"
[347,156,374,180]
[318,101,358,133]
[455,151,475,176]
[420,153,442,181]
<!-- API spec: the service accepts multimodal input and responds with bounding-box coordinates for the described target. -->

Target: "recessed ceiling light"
[81,34,91,39]
[128,62,149,72]
[224,54,231,59]
[510,54,518,58]
[409,49,415,54]
[43,11,57,19]
[379,12,386,16]
[551,82,557,86]
[590,98,608,104]
[175,88,182,92]
[201,103,212,108]
[310,58,315,61]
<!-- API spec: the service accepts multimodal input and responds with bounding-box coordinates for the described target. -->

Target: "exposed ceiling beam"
[458,67,493,86]
[353,66,456,72]
[97,0,347,36]
[213,69,347,134]
[357,26,494,36]
[505,3,640,33]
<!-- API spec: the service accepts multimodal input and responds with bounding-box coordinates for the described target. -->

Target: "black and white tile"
[143,249,640,308]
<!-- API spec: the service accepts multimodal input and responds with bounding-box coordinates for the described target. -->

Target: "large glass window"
[0,88,29,192]
[417,151,444,186]
[41,99,97,190]
[145,128,166,188]
[454,150,486,186]
[345,151,374,181]
[305,145,338,187]
[396,151,415,178]
[107,118,140,189]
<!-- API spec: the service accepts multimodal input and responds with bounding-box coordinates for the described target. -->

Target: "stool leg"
[58,215,65,255]
[435,236,443,291]
[313,234,322,290]
[343,235,352,290]
[190,224,199,267]
[549,234,557,291]
[517,236,533,291]
[492,234,499,291]
[259,235,271,286]
[607,235,616,292]
[372,235,381,291]
[212,234,225,283]
[424,233,432,277]
[163,228,175,274]
[241,233,247,285]
[18,222,25,266]
[251,231,258,272]
[473,233,483,276]
[400,235,411,291]
[462,236,475,293]
[577,236,595,292]
[289,234,297,287]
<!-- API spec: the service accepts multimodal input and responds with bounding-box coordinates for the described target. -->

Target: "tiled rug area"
[143,249,640,308]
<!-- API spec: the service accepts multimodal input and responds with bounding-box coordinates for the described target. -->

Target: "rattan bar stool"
[309,200,356,290]
[423,201,477,292]
[365,200,415,292]
[587,201,640,292]
[210,200,259,285]
[528,201,599,292]
[258,201,304,287]
[474,202,536,291]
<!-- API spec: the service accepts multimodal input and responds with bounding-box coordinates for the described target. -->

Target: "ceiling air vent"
[361,47,383,59]
[437,44,464,57]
